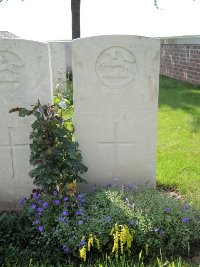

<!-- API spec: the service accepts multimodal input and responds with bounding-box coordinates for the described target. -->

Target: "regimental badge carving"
[96,46,136,89]
[0,51,24,91]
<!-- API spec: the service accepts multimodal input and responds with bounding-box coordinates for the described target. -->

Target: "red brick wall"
[160,44,200,84]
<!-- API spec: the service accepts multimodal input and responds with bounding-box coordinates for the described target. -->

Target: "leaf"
[54,97,60,105]
[64,121,73,131]
[19,108,33,117]
[9,107,33,117]
[9,107,23,113]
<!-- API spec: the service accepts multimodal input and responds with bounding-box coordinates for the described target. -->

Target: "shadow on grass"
[159,76,200,132]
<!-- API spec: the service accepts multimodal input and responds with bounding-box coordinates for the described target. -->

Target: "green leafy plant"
[77,185,200,259]
[9,97,87,192]
[0,211,38,266]
[17,184,88,263]
[13,185,199,264]
[1,185,200,265]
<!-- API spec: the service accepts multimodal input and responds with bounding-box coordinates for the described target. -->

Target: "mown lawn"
[157,76,200,209]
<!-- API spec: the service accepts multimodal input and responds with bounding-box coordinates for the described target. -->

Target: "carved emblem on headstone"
[96,46,136,89]
[0,51,24,91]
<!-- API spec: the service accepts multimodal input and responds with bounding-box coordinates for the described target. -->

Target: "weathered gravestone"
[48,42,67,93]
[73,35,160,189]
[0,39,53,210]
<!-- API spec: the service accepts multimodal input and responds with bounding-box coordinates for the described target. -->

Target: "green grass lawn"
[157,76,200,209]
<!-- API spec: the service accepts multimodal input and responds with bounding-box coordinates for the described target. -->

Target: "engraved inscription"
[0,51,24,91]
[0,127,28,179]
[96,46,136,89]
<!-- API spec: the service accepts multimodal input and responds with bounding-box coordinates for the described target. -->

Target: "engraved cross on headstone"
[99,122,134,181]
[0,127,28,178]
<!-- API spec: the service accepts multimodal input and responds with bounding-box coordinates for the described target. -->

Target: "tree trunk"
[71,0,81,39]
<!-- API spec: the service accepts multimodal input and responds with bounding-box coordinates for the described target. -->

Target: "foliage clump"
[2,185,199,265]
[9,95,87,191]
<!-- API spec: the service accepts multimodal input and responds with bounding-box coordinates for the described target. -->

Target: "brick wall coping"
[159,36,200,45]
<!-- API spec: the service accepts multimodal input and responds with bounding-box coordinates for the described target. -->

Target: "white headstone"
[63,41,72,71]
[48,42,67,93]
[73,35,160,189]
[0,39,53,210]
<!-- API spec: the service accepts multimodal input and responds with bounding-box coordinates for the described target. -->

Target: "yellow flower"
[87,234,94,251]
[110,227,114,235]
[111,224,133,257]
[79,246,87,262]
[112,224,120,257]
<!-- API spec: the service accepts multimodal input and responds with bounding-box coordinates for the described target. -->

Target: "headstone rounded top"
[95,46,136,89]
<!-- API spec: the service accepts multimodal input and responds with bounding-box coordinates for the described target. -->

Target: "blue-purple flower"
[38,225,44,232]
[42,202,48,208]
[62,211,69,216]
[80,239,86,246]
[106,216,111,223]
[76,209,83,216]
[182,217,190,223]
[19,197,26,205]
[37,207,44,213]
[58,217,65,222]
[77,194,83,200]
[53,190,58,196]
[53,199,60,206]
[32,192,41,200]
[63,197,69,202]
[165,207,171,213]
[77,194,85,206]
[62,245,69,253]
[78,220,83,225]
[183,205,190,210]
[130,220,136,226]
[31,204,37,209]
[32,193,37,200]
[33,220,40,225]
